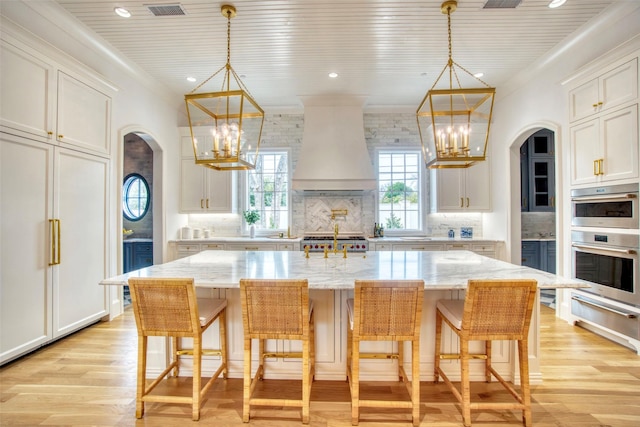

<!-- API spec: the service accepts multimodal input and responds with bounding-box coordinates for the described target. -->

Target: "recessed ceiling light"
[328,72,338,78]
[186,76,196,82]
[548,0,566,9]
[114,7,131,18]
[473,72,484,78]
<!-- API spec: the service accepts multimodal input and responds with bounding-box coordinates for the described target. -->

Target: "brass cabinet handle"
[56,219,61,265]
[58,134,64,139]
[48,219,61,265]
[466,197,470,208]
[200,199,204,209]
[592,103,599,108]
[47,131,53,136]
[593,159,598,176]
[598,101,603,106]
[598,158,604,175]
[460,197,464,208]
[206,199,209,209]
[551,196,555,208]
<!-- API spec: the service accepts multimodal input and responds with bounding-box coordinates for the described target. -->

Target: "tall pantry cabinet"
[0,33,112,364]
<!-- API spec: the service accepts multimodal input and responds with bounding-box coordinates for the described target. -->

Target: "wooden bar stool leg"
[192,337,202,421]
[485,340,492,383]
[242,337,251,423]
[220,309,228,378]
[434,310,443,383]
[398,340,405,381]
[412,338,420,427]
[351,340,360,426]
[519,339,532,427]
[461,340,472,427]
[302,339,310,424]
[136,335,147,419]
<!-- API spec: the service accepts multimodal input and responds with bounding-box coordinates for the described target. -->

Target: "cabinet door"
[226,243,277,251]
[204,169,234,212]
[600,105,638,183]
[520,142,529,211]
[599,58,638,113]
[132,242,153,270]
[56,72,111,156]
[570,119,600,186]
[180,158,206,212]
[569,78,599,122]
[529,158,555,212]
[0,40,54,140]
[521,241,540,270]
[435,167,464,211]
[53,148,109,338]
[465,159,491,211]
[0,135,54,364]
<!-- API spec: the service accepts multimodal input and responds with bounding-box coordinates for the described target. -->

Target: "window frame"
[242,148,292,235]
[375,148,426,235]
[122,173,150,222]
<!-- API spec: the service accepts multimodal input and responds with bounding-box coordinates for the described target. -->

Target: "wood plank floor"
[1,305,639,426]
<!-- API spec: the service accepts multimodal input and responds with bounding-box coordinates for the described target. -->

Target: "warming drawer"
[571,292,639,340]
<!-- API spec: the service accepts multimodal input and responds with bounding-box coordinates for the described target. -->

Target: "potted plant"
[243,210,260,238]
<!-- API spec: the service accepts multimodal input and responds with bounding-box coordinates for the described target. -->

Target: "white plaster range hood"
[292,96,376,191]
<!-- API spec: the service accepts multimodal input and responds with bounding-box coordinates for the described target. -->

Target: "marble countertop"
[171,236,302,243]
[170,236,500,244]
[101,250,586,290]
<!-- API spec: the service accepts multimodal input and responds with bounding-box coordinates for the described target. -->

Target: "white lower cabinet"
[1,134,109,364]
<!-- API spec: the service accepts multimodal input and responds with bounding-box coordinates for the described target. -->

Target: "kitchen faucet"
[333,223,339,253]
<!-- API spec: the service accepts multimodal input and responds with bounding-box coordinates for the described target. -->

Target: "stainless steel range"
[300,236,368,252]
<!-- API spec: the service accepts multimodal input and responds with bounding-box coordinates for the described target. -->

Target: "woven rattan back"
[353,280,424,341]
[240,279,310,340]
[462,279,538,340]
[128,278,200,338]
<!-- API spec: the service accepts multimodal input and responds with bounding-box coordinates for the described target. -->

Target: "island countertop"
[100,250,585,290]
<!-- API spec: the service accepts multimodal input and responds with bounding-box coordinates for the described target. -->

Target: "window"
[122,173,150,221]
[247,151,289,230]
[377,151,421,231]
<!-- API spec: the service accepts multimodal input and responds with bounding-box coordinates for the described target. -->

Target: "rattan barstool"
[239,278,315,424]
[434,279,538,427]
[128,277,228,421]
[347,279,425,426]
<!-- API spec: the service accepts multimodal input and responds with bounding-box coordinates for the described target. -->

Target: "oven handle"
[571,243,637,255]
[571,295,638,319]
[571,193,637,202]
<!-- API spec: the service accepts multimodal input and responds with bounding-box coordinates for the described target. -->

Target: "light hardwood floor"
[1,305,639,426]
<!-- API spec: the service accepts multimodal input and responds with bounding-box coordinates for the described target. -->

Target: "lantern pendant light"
[417,0,495,169]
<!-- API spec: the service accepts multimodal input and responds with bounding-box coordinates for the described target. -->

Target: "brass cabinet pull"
[206,199,209,209]
[593,159,598,176]
[460,197,464,208]
[598,158,604,175]
[47,131,53,136]
[592,103,598,108]
[56,219,61,265]
[598,101,603,106]
[200,199,204,209]
[466,197,470,208]
[58,134,64,139]
[48,219,61,265]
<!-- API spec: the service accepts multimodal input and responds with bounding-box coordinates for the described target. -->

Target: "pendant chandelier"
[184,4,264,171]
[416,0,495,169]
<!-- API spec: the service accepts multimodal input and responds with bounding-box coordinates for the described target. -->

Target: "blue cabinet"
[123,240,153,273]
[521,240,556,273]
[521,130,555,212]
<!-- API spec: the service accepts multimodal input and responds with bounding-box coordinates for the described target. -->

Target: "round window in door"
[123,173,150,221]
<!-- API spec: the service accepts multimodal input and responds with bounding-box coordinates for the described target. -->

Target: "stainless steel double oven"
[570,183,640,342]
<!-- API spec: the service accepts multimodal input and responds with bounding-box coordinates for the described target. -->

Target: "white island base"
[101,250,585,384]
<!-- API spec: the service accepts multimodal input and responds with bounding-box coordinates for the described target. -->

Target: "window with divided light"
[247,151,290,230]
[377,151,421,231]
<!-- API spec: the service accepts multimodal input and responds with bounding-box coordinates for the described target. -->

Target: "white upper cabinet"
[1,38,111,156]
[569,58,638,123]
[432,158,491,212]
[180,128,236,213]
[568,53,639,187]
[571,105,638,186]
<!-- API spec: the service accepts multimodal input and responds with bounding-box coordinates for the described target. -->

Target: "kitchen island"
[101,250,585,383]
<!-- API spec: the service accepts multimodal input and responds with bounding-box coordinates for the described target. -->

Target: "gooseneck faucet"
[333,223,339,254]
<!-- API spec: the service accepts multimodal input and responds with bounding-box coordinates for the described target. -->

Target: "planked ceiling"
[53,0,620,110]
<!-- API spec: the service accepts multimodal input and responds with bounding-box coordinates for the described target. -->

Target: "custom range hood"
[292,96,376,191]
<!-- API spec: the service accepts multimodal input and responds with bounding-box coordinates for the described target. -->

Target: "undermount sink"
[400,236,431,240]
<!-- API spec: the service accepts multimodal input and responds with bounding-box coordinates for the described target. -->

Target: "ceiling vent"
[146,4,187,16]
[483,0,522,8]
